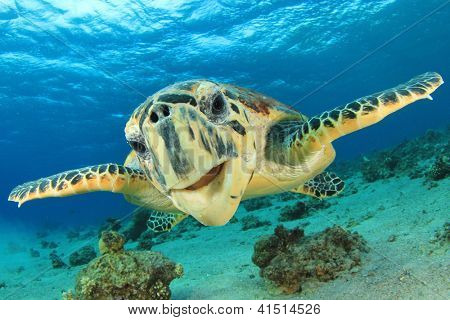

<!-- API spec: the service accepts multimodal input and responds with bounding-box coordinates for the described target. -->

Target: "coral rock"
[242,197,273,212]
[278,201,308,222]
[278,199,331,222]
[252,225,368,293]
[430,222,450,246]
[137,230,153,251]
[30,248,40,257]
[49,250,67,269]
[41,240,58,249]
[359,128,450,183]
[241,215,271,231]
[69,245,97,267]
[99,231,126,255]
[427,155,450,181]
[73,230,183,299]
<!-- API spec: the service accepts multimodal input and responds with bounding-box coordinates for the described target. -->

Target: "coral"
[98,231,126,255]
[427,155,450,181]
[137,230,153,251]
[278,199,330,222]
[69,245,97,267]
[252,225,368,293]
[242,197,273,212]
[41,240,58,249]
[252,225,304,268]
[360,154,396,182]
[72,231,183,300]
[49,250,67,268]
[62,290,74,300]
[30,248,40,257]
[229,216,239,224]
[0,281,6,289]
[358,128,450,183]
[430,222,450,246]
[307,198,331,211]
[123,208,151,241]
[278,201,308,222]
[278,192,299,202]
[241,215,271,231]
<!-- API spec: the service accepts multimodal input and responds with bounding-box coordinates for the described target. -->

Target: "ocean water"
[0,0,449,300]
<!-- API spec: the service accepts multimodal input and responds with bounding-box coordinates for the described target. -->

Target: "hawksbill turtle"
[8,72,443,231]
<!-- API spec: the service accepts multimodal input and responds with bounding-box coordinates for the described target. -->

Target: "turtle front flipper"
[297,72,443,147]
[8,164,149,207]
[147,211,188,232]
[291,172,345,199]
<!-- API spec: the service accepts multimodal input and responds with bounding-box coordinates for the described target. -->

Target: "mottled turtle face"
[125,80,256,226]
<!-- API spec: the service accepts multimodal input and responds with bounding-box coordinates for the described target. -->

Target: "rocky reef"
[69,231,183,299]
[29,248,40,258]
[359,128,450,182]
[430,222,449,247]
[242,197,273,212]
[241,215,271,231]
[278,201,309,221]
[427,155,450,181]
[49,250,67,269]
[136,230,153,250]
[69,245,96,267]
[278,199,331,222]
[41,240,58,249]
[252,225,368,293]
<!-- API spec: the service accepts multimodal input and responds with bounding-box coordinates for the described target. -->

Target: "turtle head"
[125,80,256,226]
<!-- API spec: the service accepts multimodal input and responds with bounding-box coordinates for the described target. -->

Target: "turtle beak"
[140,103,256,226]
[170,154,254,226]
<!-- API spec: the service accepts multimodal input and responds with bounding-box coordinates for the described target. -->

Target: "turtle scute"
[67,231,183,300]
[252,225,368,294]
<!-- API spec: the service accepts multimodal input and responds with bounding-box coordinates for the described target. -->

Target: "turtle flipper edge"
[291,171,345,199]
[8,164,149,207]
[296,72,444,148]
[147,211,188,232]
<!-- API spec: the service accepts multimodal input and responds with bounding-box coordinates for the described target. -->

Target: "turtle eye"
[129,140,147,154]
[211,94,226,115]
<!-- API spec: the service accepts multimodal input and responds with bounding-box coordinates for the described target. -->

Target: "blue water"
[1,0,449,228]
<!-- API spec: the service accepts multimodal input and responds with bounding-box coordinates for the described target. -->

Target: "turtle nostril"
[150,111,159,123]
[161,105,170,117]
[149,104,171,124]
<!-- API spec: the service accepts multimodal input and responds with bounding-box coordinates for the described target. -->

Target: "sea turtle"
[9,72,443,231]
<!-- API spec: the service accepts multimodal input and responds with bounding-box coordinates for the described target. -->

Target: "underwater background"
[0,0,448,299]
